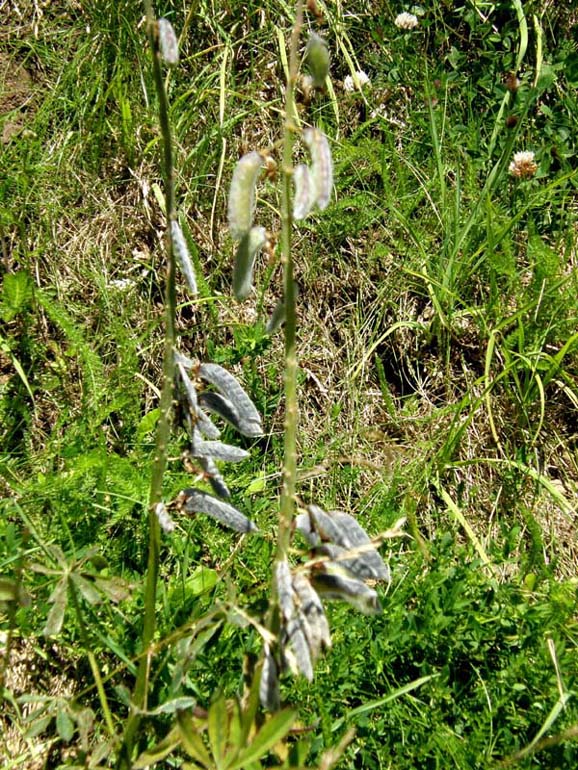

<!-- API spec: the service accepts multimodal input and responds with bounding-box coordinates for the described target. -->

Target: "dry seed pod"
[303,128,333,210]
[181,488,258,533]
[199,456,231,499]
[177,363,221,440]
[293,164,316,220]
[294,511,321,546]
[282,615,314,681]
[308,505,390,581]
[158,18,179,66]
[260,645,281,711]
[305,33,330,88]
[292,572,331,659]
[319,543,391,582]
[190,433,250,463]
[233,225,267,300]
[171,221,198,294]
[275,560,295,621]
[228,150,263,239]
[155,502,176,533]
[198,363,263,437]
[265,298,286,336]
[312,565,382,615]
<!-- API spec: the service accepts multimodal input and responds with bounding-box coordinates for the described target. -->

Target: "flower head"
[509,151,537,179]
[343,70,371,92]
[395,12,419,30]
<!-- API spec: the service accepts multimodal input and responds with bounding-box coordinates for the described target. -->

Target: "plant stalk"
[118,2,177,765]
[276,0,304,562]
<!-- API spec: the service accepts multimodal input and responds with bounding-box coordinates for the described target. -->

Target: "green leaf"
[0,576,19,601]
[133,727,181,768]
[187,566,218,597]
[71,573,101,605]
[137,407,160,442]
[43,579,68,637]
[346,674,440,718]
[1,271,34,320]
[208,696,228,769]
[229,709,296,770]
[56,707,75,743]
[177,711,213,768]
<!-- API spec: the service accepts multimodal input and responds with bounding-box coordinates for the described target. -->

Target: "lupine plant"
[104,2,398,766]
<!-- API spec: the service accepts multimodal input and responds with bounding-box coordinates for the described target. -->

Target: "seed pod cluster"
[168,353,263,533]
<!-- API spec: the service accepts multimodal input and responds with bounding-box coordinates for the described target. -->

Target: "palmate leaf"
[43,578,68,637]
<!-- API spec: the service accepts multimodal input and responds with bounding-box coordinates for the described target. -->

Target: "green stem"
[118,2,177,765]
[277,0,304,562]
[69,580,116,740]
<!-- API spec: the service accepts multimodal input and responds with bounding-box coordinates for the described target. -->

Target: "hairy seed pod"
[155,502,176,533]
[171,221,197,294]
[177,363,221,440]
[275,560,295,621]
[260,645,280,711]
[233,225,267,300]
[292,572,331,659]
[228,151,263,239]
[305,33,330,88]
[199,456,231,498]
[282,616,314,681]
[158,19,179,66]
[312,564,382,615]
[293,164,316,220]
[199,363,263,437]
[308,505,390,581]
[190,432,250,463]
[303,128,333,210]
[181,488,257,533]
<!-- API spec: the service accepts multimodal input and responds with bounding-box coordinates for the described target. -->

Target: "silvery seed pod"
[155,502,176,533]
[303,128,333,210]
[305,33,330,88]
[260,645,280,711]
[181,488,258,533]
[265,298,286,336]
[293,164,316,220]
[171,221,197,294]
[275,560,295,621]
[199,456,231,499]
[177,363,221,440]
[190,434,250,463]
[292,572,331,659]
[158,18,179,66]
[312,564,382,615]
[282,615,314,681]
[228,151,263,240]
[308,505,390,581]
[198,363,263,437]
[233,225,267,300]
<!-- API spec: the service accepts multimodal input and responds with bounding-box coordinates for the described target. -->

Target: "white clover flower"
[395,12,419,30]
[110,278,134,291]
[343,70,370,92]
[509,151,537,179]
